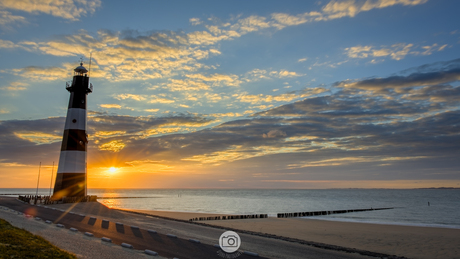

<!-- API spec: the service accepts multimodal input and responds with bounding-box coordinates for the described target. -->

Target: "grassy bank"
[0,218,76,259]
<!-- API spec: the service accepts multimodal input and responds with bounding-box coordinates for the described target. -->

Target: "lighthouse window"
[72,119,77,123]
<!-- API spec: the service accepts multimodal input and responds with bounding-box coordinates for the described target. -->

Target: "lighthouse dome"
[74,62,88,74]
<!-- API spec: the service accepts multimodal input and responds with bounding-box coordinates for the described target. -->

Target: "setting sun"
[108,167,118,173]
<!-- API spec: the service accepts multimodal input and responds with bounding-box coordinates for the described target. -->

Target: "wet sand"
[129,209,460,259]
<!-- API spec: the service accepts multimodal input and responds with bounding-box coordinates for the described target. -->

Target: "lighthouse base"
[52,173,86,200]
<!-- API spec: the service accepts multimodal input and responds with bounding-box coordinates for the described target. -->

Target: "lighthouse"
[53,62,93,200]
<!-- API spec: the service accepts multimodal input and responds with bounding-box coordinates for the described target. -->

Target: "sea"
[1,188,459,229]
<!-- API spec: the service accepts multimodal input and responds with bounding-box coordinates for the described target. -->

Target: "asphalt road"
[0,197,377,259]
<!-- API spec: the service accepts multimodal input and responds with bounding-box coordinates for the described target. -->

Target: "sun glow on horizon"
[108,167,118,173]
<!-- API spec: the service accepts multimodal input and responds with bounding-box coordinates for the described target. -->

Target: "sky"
[0,0,459,189]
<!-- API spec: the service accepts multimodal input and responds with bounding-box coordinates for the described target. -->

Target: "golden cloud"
[114,94,146,101]
[0,81,28,91]
[93,131,127,138]
[100,104,121,109]
[0,0,101,21]
[14,132,61,145]
[98,140,126,152]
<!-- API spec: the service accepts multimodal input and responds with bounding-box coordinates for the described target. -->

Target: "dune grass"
[0,218,76,259]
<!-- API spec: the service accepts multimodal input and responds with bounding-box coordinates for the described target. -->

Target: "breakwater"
[189,214,268,221]
[277,207,394,218]
[189,207,394,221]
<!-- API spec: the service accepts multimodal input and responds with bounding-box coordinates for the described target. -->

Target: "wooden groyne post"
[277,207,394,218]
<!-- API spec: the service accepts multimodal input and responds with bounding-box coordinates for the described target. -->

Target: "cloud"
[162,78,212,91]
[0,10,26,27]
[99,140,125,152]
[336,67,460,91]
[13,132,61,145]
[230,15,271,33]
[189,18,202,25]
[269,0,427,29]
[278,70,303,77]
[114,94,146,101]
[0,39,24,49]
[237,87,327,104]
[88,114,214,140]
[2,0,429,83]
[0,81,28,91]
[149,96,175,104]
[345,42,450,61]
[1,29,218,81]
[321,0,428,19]
[210,112,243,118]
[298,57,308,62]
[112,93,175,106]
[100,104,121,109]
[0,0,101,22]
[287,155,428,169]
[93,131,126,139]
[417,43,449,56]
[0,56,459,184]
[243,69,304,83]
[6,65,72,81]
[187,29,240,46]
[263,129,287,138]
[186,73,241,86]
[345,43,414,60]
[401,84,460,103]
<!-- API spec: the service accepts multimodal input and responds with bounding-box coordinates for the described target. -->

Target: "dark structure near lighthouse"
[53,62,93,200]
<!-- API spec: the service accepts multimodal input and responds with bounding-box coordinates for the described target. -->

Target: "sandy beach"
[129,209,460,259]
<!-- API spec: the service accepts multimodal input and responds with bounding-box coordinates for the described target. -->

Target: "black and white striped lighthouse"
[53,62,93,199]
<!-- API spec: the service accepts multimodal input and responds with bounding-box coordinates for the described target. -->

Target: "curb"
[101,237,112,242]
[121,243,133,249]
[144,249,159,256]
